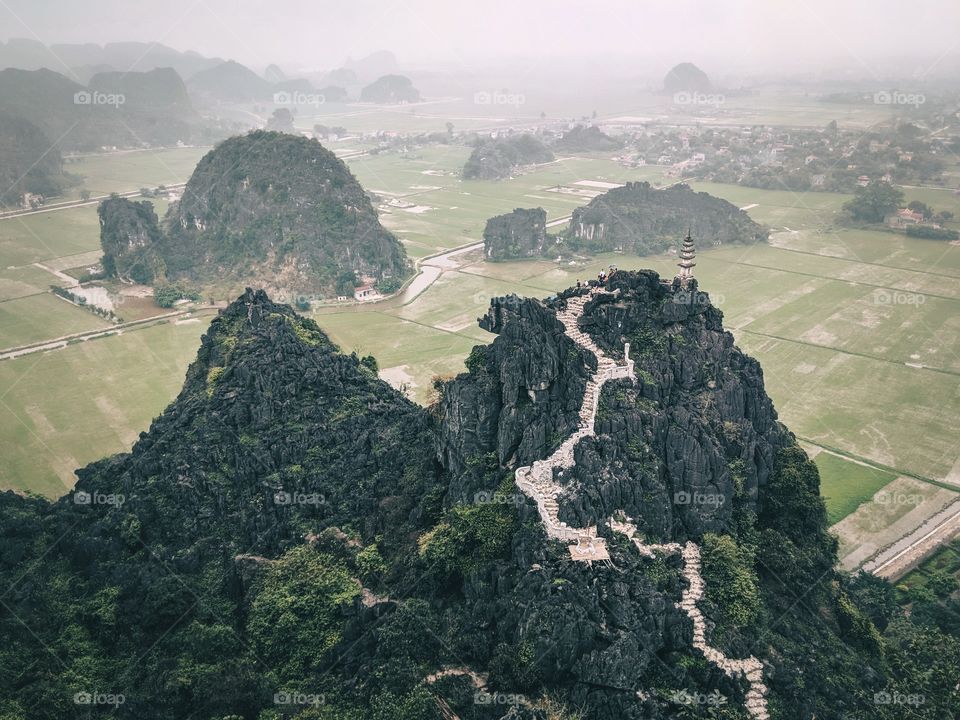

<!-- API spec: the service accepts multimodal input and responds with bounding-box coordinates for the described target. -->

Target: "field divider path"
[514,286,769,719]
[0,308,215,362]
[0,184,187,220]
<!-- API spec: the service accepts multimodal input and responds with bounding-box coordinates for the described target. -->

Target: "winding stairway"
[514,287,770,720]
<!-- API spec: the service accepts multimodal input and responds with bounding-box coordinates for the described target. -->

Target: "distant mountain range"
[0,39,417,109]
[0,67,201,151]
[0,38,224,80]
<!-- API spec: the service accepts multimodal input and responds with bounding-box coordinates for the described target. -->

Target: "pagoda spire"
[676,229,696,287]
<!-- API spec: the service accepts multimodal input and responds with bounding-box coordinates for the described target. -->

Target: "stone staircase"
[514,286,770,720]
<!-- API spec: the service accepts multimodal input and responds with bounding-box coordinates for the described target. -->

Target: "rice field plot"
[714,239,960,301]
[0,206,102,267]
[63,146,209,199]
[0,293,111,349]
[0,317,208,496]
[735,332,960,485]
[732,276,960,372]
[312,310,479,404]
[772,226,960,279]
[0,264,71,302]
[811,449,899,525]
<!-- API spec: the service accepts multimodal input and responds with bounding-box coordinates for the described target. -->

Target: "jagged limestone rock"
[483,207,548,260]
[567,181,767,256]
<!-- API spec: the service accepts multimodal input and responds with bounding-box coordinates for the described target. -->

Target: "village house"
[353,284,379,301]
[20,192,43,209]
[886,208,927,227]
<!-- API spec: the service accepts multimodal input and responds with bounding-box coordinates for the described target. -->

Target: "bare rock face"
[560,271,788,540]
[438,296,593,501]
[433,272,796,718]
[439,271,789,540]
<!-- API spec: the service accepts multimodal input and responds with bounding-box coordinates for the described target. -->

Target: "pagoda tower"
[676,230,696,287]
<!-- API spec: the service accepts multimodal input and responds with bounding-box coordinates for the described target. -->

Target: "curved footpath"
[515,286,770,720]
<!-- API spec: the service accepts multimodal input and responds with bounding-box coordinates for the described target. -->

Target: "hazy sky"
[2,0,959,76]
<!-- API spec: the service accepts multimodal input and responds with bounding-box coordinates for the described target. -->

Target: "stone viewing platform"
[514,283,769,720]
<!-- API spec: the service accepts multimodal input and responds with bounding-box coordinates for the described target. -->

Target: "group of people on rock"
[575,265,618,290]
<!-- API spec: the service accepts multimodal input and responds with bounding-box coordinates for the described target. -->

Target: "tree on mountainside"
[267,107,295,133]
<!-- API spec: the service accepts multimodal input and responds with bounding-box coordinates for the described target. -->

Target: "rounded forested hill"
[160,131,409,296]
[462,134,555,180]
[663,61,712,93]
[359,74,420,103]
[566,181,767,255]
[0,112,70,206]
[554,124,623,152]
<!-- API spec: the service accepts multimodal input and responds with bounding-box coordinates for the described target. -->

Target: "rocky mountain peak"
[440,270,788,541]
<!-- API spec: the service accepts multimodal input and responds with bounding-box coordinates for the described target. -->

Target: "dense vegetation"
[843,181,904,223]
[553,125,623,152]
[160,131,410,296]
[0,290,446,719]
[560,181,768,256]
[482,207,548,259]
[462,135,554,180]
[0,112,72,206]
[98,196,165,283]
[0,67,202,150]
[906,224,959,239]
[0,279,956,719]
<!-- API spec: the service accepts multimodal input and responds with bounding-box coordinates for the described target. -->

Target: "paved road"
[865,498,960,580]
[0,309,211,362]
[0,184,187,220]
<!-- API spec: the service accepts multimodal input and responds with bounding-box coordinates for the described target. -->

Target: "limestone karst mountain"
[158,131,410,297]
[482,182,768,261]
[663,62,713,94]
[482,207,548,259]
[98,196,165,283]
[0,279,956,719]
[565,181,768,256]
[0,67,201,150]
[553,125,623,152]
[463,134,555,180]
[0,112,71,207]
[359,73,420,103]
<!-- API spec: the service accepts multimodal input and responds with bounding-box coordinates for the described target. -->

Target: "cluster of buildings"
[611,123,952,193]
